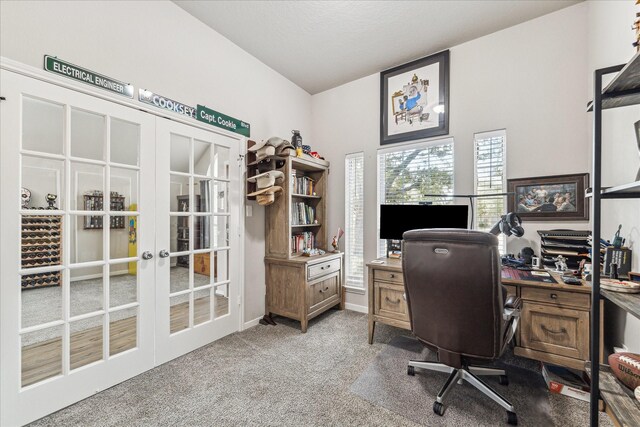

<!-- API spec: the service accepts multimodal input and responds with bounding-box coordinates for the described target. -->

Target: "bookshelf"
[264,152,329,258]
[247,142,344,332]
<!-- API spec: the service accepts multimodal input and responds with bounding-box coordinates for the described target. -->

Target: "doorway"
[0,70,242,426]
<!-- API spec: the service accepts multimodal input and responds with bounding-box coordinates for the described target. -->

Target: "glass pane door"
[155,118,240,365]
[0,71,156,426]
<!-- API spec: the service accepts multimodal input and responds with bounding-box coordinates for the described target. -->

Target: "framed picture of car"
[507,173,589,221]
[380,50,449,145]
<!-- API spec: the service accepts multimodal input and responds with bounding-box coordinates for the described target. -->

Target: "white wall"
[0,0,312,323]
[587,0,640,353]
[312,3,590,309]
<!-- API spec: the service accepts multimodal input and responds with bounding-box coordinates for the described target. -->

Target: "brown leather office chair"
[402,229,522,426]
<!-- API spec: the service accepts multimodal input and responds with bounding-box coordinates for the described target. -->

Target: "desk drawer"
[521,287,590,309]
[374,282,408,321]
[309,273,339,309]
[374,269,403,284]
[308,259,340,281]
[521,302,589,360]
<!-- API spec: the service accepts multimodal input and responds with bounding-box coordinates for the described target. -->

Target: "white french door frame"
[154,117,242,365]
[1,56,247,331]
[0,58,247,426]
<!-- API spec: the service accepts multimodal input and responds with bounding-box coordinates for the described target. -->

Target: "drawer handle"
[389,274,396,279]
[550,293,558,299]
[319,286,330,293]
[541,325,567,335]
[320,264,331,270]
[385,296,401,305]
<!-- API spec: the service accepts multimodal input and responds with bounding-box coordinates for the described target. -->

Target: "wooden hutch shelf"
[247,141,344,332]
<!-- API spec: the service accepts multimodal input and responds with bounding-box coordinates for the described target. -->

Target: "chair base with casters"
[407,360,517,425]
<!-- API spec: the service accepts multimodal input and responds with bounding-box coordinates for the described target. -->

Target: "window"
[345,153,365,289]
[377,139,455,257]
[474,130,507,253]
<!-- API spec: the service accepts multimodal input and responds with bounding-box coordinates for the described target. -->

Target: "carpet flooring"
[352,335,553,426]
[29,310,612,427]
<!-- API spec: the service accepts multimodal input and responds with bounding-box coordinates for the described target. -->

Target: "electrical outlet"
[246,205,252,217]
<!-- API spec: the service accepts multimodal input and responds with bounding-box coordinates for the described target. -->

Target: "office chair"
[402,229,522,425]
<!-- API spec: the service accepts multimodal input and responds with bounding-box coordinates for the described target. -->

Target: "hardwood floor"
[22,295,229,387]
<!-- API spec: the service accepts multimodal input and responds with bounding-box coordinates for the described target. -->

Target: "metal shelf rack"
[589,51,640,427]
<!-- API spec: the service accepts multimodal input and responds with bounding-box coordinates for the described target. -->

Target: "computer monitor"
[379,204,469,240]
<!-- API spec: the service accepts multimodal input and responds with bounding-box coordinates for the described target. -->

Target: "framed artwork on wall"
[507,173,590,221]
[380,50,449,145]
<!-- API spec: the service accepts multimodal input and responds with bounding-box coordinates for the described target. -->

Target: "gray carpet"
[351,335,552,426]
[29,310,612,426]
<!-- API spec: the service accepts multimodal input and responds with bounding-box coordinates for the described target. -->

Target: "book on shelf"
[291,232,315,254]
[291,201,316,225]
[291,172,315,196]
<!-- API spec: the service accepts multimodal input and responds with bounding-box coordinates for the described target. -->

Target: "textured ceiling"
[175,0,580,94]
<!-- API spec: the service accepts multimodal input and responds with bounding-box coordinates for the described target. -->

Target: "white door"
[0,71,156,426]
[155,117,241,364]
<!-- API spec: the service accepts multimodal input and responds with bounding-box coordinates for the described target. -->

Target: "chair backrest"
[402,229,504,368]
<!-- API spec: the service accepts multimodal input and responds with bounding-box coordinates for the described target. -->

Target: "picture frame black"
[507,173,590,221]
[380,50,449,145]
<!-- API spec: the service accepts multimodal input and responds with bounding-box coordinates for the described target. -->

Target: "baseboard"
[345,303,368,314]
[243,316,262,330]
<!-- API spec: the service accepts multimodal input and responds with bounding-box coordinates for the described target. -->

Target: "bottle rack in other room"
[21,215,62,289]
[83,192,126,229]
[176,195,201,267]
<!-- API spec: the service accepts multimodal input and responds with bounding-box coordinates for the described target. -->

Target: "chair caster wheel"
[433,401,445,416]
[499,375,509,386]
[407,365,415,376]
[507,411,518,425]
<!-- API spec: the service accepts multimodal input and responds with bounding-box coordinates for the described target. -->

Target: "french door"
[0,70,241,426]
[155,118,240,364]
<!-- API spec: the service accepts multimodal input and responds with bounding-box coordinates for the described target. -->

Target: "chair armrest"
[502,296,522,346]
[504,295,521,310]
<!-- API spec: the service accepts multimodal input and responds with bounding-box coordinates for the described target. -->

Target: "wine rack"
[83,192,126,229]
[21,215,62,289]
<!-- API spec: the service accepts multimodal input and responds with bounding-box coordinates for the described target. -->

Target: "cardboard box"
[542,363,591,403]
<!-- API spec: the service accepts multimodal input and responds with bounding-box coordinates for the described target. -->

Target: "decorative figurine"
[331,227,344,253]
[554,255,568,272]
[21,187,31,209]
[46,193,57,209]
[612,224,624,249]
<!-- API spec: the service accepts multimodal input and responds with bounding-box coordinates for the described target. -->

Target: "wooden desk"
[367,257,599,371]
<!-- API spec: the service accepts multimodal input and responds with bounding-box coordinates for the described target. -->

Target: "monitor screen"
[379,204,469,240]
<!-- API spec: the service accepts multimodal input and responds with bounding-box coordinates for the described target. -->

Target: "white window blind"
[474,130,507,253]
[345,152,365,288]
[377,139,455,257]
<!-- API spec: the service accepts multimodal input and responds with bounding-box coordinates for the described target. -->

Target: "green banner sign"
[44,55,134,98]
[196,105,250,137]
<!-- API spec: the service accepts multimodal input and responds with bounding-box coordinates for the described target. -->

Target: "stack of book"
[292,202,316,225]
[291,232,315,254]
[292,173,315,196]
[538,230,591,270]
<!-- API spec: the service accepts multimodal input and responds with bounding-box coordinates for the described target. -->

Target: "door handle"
[142,251,154,260]
[159,249,170,258]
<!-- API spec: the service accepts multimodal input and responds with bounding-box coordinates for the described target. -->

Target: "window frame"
[473,129,507,253]
[344,152,365,292]
[376,137,455,258]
